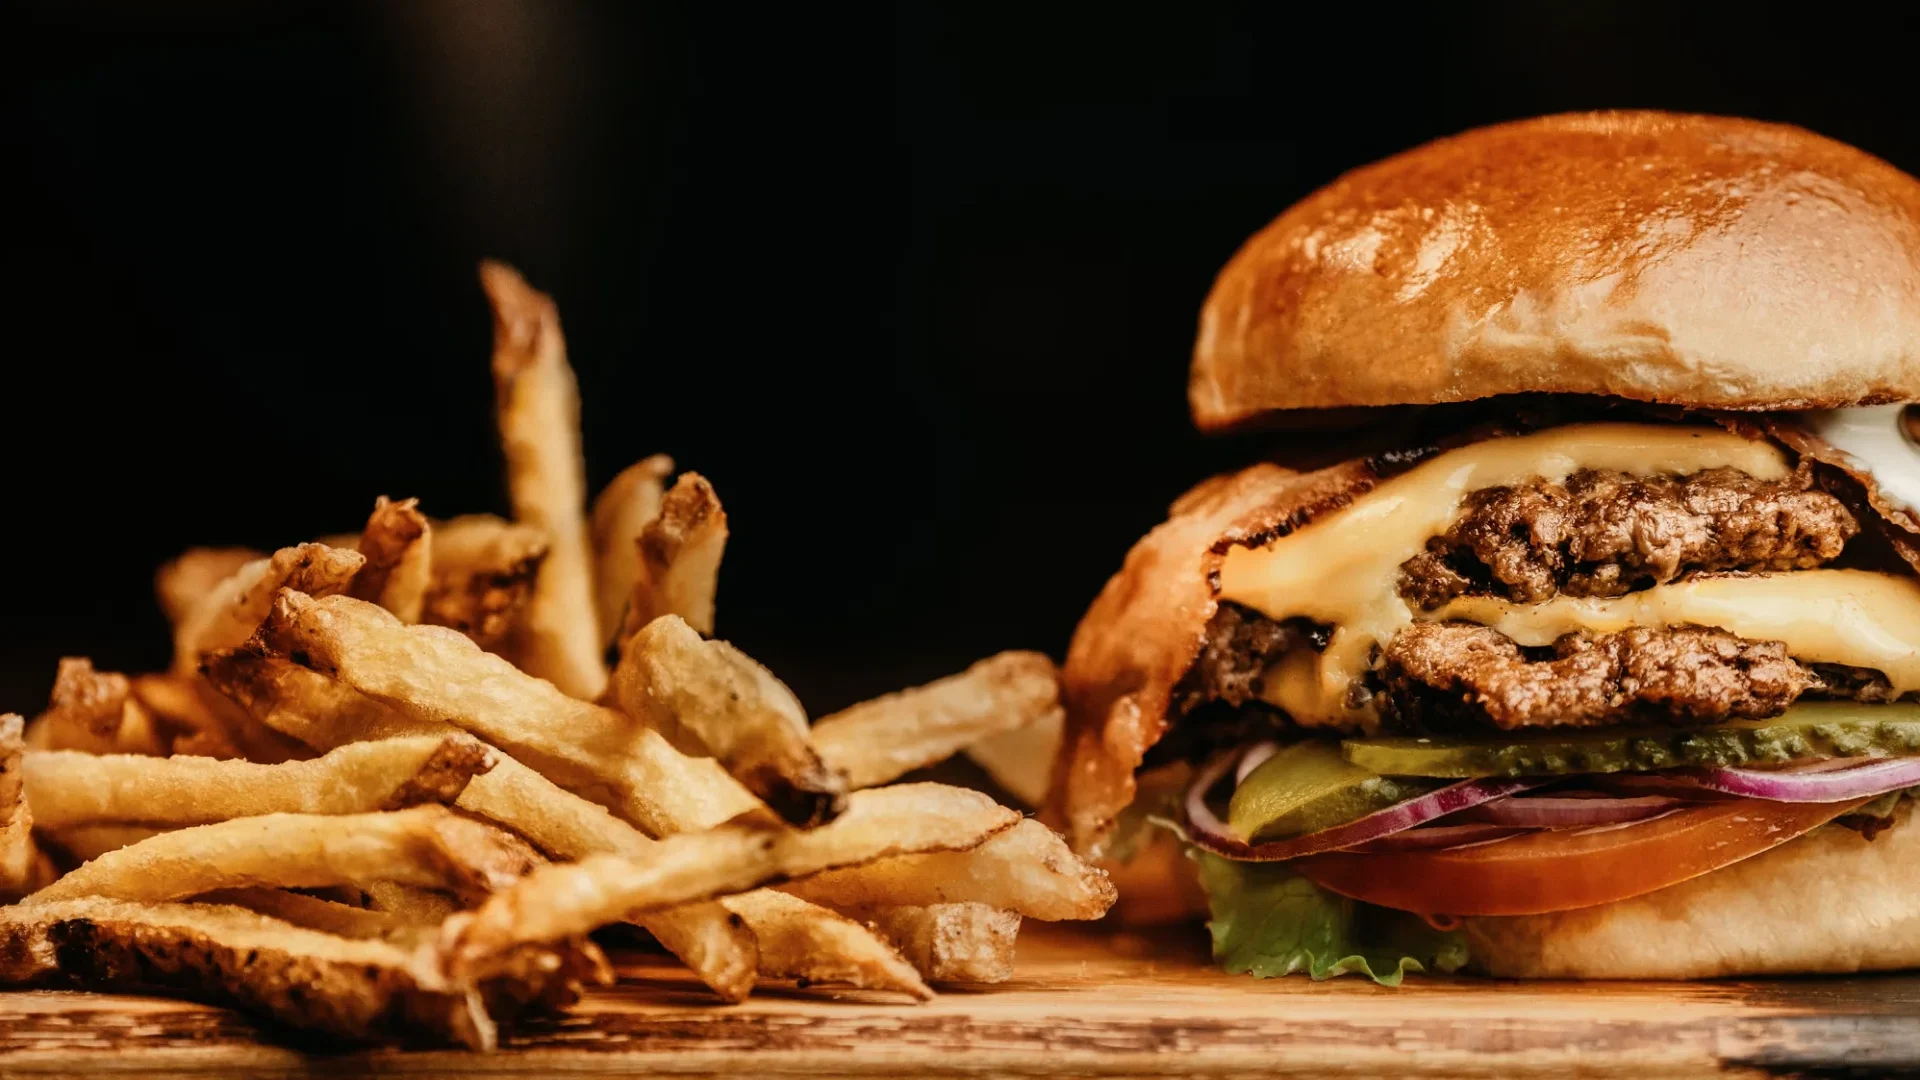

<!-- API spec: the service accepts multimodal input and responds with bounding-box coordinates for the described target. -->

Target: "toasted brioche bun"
[1105,810,1920,979]
[1191,112,1920,431]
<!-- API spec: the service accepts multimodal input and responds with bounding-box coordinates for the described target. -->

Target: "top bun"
[1191,111,1920,431]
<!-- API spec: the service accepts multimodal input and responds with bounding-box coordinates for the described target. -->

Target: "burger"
[1055,111,1920,981]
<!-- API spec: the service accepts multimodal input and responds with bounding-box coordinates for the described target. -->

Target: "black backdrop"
[12,1,1920,713]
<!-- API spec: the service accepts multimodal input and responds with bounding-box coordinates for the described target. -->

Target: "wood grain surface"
[1,923,1916,1078]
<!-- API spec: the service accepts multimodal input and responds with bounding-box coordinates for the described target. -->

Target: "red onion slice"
[1235,741,1281,784]
[1460,792,1683,828]
[1183,748,1547,862]
[1678,756,1920,802]
[1343,823,1537,853]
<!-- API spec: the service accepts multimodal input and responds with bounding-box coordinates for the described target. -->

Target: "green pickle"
[1342,701,1920,778]
[1227,741,1440,842]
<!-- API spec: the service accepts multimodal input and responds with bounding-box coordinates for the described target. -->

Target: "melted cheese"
[1428,571,1920,694]
[1221,423,1794,729]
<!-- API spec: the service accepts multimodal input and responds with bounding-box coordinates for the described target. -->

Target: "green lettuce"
[1191,850,1468,986]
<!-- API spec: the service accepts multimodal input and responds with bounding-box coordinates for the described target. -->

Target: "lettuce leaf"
[1191,850,1467,986]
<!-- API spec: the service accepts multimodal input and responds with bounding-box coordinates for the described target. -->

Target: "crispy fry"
[257,592,757,834]
[811,651,1062,790]
[41,823,164,865]
[481,260,604,700]
[614,615,847,827]
[591,454,674,646]
[204,647,762,1001]
[444,783,1020,974]
[724,891,931,999]
[32,658,165,757]
[199,887,416,941]
[363,881,463,925]
[0,898,607,1048]
[172,543,364,672]
[349,496,433,624]
[155,547,262,630]
[0,715,38,901]
[26,806,540,906]
[23,734,493,831]
[782,818,1115,921]
[964,707,1064,808]
[421,515,550,651]
[622,471,728,640]
[862,903,1021,983]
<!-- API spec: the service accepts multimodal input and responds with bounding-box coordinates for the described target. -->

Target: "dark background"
[12,1,1920,713]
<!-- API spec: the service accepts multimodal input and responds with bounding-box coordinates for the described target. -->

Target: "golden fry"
[204,646,762,1001]
[725,891,930,999]
[363,881,463,925]
[257,592,757,834]
[811,651,1062,790]
[155,547,262,630]
[349,496,433,624]
[23,734,492,831]
[41,823,164,865]
[198,887,417,941]
[31,658,165,757]
[591,454,673,646]
[0,715,39,901]
[782,818,1115,921]
[963,707,1064,808]
[480,260,604,700]
[0,898,607,1049]
[622,471,728,640]
[863,903,1021,983]
[614,615,847,827]
[444,783,1020,974]
[26,806,539,906]
[421,515,550,651]
[172,543,364,672]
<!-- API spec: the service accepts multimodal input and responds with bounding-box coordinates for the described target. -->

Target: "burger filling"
[1163,417,1920,984]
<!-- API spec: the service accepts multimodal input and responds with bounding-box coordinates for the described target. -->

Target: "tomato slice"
[1293,797,1868,916]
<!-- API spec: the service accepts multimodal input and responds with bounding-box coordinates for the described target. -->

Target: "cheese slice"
[1433,570,1920,695]
[1220,423,1792,729]
[1800,404,1920,514]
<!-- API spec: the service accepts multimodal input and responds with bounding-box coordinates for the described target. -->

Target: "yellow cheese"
[1432,570,1920,694]
[1220,423,1794,729]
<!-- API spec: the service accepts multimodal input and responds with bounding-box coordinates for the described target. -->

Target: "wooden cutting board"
[1,924,1916,1078]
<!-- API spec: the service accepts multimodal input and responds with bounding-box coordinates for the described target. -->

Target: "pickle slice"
[1227,740,1440,842]
[1343,702,1920,778]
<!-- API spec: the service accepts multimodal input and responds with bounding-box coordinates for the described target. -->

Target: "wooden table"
[1,924,1916,1077]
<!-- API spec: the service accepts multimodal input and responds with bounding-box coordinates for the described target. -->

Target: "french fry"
[0,715,39,902]
[811,651,1063,790]
[363,881,463,925]
[25,806,540,906]
[480,261,604,700]
[23,734,493,831]
[444,783,1020,974]
[348,496,433,624]
[41,823,163,866]
[622,471,728,640]
[256,592,758,835]
[862,903,1021,983]
[155,547,262,630]
[204,647,763,1002]
[782,818,1116,921]
[724,891,931,1000]
[591,454,673,646]
[198,887,417,941]
[420,515,549,651]
[0,898,607,1049]
[171,543,364,673]
[30,658,165,757]
[613,615,847,827]
[963,708,1065,809]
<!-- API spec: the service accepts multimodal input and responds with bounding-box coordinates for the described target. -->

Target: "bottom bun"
[1464,806,1919,978]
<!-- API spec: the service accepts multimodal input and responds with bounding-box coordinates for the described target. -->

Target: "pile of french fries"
[0,263,1108,1048]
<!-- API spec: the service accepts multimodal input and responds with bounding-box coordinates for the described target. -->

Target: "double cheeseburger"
[1057,111,1920,981]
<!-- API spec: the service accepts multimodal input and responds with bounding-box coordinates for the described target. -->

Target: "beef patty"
[1398,466,1858,609]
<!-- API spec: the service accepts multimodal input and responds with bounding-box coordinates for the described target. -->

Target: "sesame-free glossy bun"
[1191,112,1920,431]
